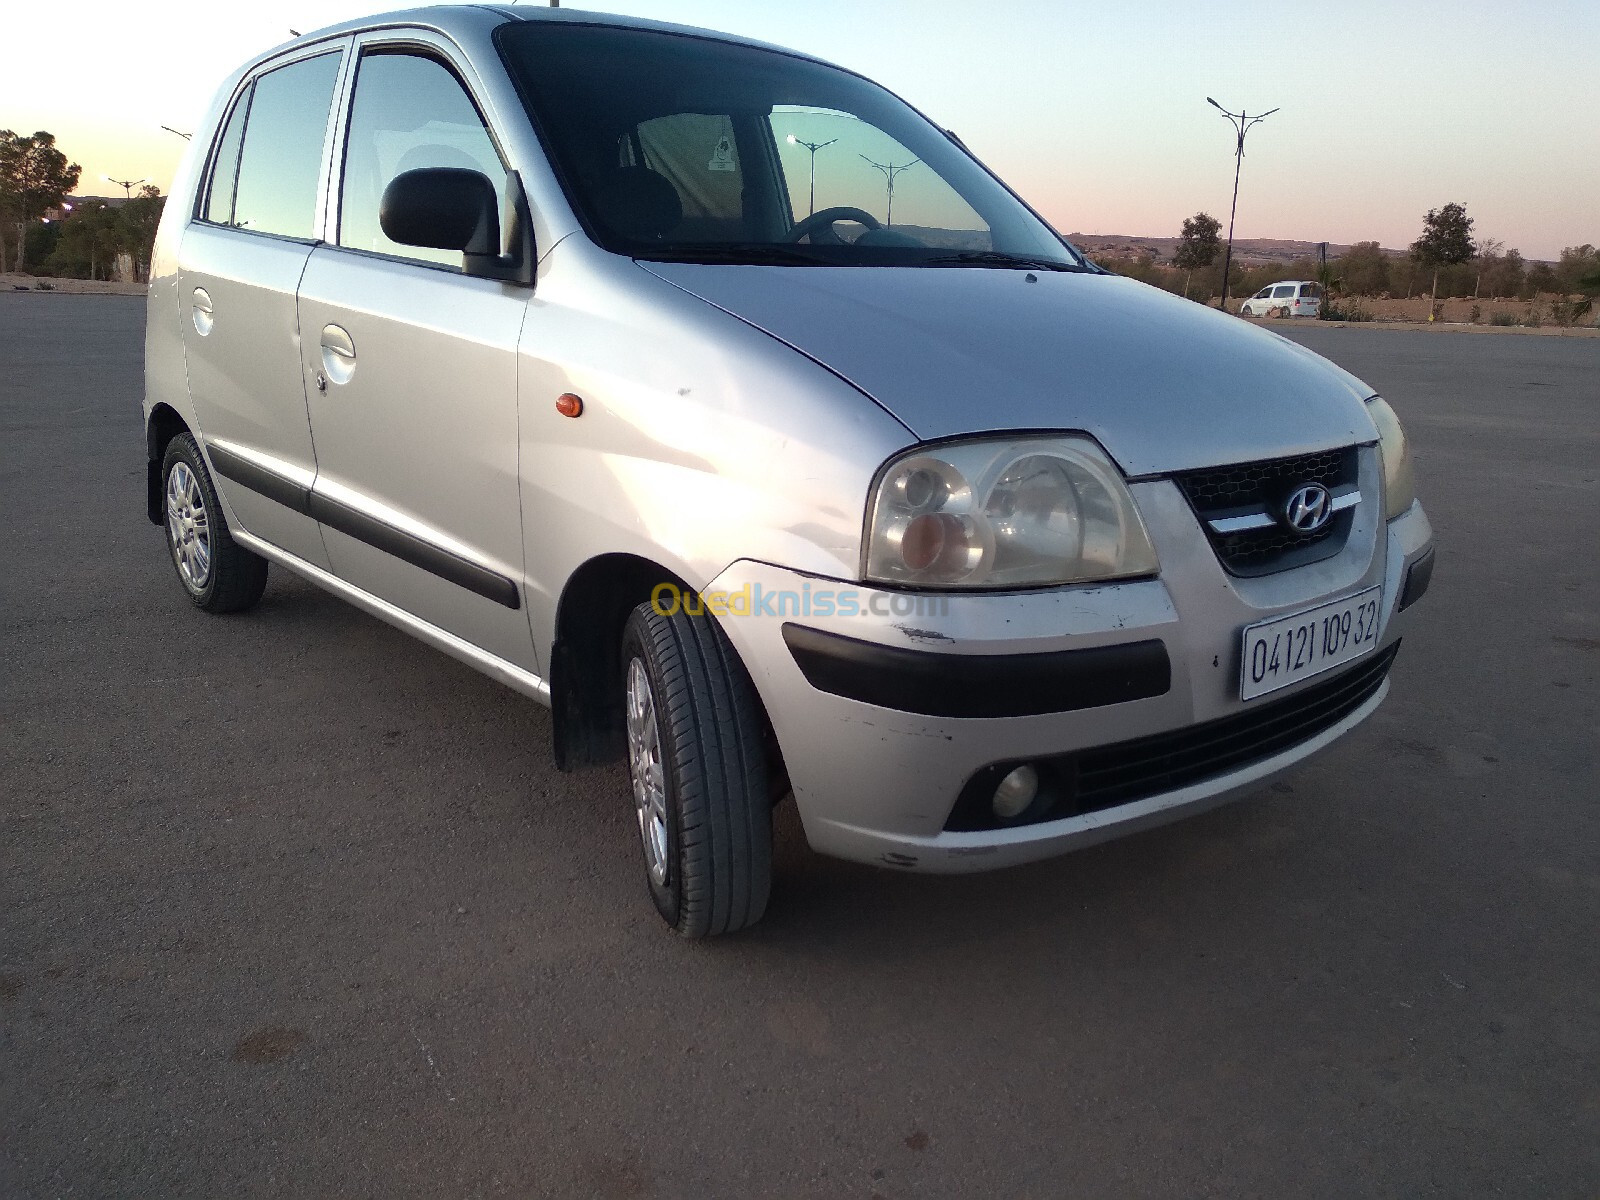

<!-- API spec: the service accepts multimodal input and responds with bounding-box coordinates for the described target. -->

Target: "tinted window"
[203,85,252,225]
[1272,284,1295,298]
[233,52,342,239]
[626,113,744,240]
[496,23,1085,270]
[338,52,505,266]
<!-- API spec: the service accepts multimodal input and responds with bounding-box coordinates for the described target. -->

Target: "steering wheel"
[786,206,881,245]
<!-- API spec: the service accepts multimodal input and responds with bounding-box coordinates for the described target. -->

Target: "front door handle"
[319,324,356,386]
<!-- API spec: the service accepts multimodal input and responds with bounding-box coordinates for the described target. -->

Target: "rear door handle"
[319,324,356,386]
[191,287,213,336]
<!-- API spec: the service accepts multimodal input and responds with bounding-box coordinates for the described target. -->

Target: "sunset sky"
[5,0,1595,260]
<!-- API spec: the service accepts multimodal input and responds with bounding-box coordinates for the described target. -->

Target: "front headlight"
[1365,396,1416,520]
[863,436,1159,588]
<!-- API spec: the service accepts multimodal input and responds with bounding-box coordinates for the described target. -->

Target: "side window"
[202,85,252,225]
[621,113,745,241]
[338,52,506,267]
[1271,284,1295,299]
[232,52,343,240]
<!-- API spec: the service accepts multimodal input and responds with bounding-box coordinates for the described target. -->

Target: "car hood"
[640,263,1377,477]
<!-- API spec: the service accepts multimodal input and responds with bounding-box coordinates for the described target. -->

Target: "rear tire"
[621,601,772,938]
[161,433,268,614]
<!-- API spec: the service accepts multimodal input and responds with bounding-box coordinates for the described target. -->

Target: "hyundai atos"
[143,7,1435,936]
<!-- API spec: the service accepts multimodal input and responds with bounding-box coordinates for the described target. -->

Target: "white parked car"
[143,7,1432,936]
[1241,281,1321,318]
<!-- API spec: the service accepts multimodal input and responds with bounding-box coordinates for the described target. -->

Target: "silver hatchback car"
[144,7,1435,936]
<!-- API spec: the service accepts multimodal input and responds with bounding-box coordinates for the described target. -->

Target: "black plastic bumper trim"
[204,441,520,610]
[781,623,1171,718]
[1399,545,1435,611]
[945,640,1400,831]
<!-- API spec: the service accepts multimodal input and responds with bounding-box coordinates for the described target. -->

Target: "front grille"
[1176,447,1359,576]
[945,641,1398,832]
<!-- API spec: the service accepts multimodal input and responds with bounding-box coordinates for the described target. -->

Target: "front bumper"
[708,469,1433,873]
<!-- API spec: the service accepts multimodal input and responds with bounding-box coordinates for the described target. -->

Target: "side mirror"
[379,167,534,285]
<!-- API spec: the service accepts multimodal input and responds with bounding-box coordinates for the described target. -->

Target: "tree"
[1557,244,1600,294]
[1337,241,1390,296]
[1572,264,1600,323]
[1173,212,1221,299]
[1525,261,1559,298]
[1410,201,1476,317]
[1472,238,1504,299]
[46,199,120,280]
[1482,248,1525,299]
[115,184,165,280]
[0,130,82,272]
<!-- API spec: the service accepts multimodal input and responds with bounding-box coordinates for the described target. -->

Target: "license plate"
[1240,586,1381,700]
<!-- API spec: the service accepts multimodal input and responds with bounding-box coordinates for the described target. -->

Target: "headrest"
[592,166,682,241]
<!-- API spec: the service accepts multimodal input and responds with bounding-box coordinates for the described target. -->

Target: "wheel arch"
[548,552,782,791]
[549,553,688,771]
[145,402,191,524]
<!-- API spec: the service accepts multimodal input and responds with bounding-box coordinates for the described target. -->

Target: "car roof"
[264,4,825,68]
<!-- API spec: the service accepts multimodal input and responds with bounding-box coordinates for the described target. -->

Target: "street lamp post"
[785,135,837,217]
[859,155,920,227]
[104,175,148,200]
[1206,97,1278,311]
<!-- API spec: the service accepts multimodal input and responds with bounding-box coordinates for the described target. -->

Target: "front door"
[176,46,345,568]
[296,42,535,671]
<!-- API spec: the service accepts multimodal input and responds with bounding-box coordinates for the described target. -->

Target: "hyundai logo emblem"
[1282,483,1333,533]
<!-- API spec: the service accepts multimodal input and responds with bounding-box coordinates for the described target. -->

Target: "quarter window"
[231,52,342,240]
[202,85,252,225]
[338,52,506,267]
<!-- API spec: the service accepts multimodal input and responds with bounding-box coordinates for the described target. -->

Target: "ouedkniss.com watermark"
[651,582,948,619]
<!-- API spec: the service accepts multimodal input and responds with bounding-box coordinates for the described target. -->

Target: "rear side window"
[202,86,252,225]
[624,113,745,239]
[231,52,342,240]
[1271,284,1295,298]
[1301,283,1321,298]
[337,51,505,266]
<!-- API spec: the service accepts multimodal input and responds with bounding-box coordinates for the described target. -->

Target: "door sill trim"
[232,528,551,706]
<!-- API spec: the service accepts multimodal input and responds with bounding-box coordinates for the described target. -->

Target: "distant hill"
[1064,232,1409,266]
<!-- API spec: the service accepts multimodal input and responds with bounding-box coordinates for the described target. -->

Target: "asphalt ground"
[2,295,1596,1197]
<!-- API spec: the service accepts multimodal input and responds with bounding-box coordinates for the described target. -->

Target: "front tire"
[621,601,772,938]
[161,433,268,613]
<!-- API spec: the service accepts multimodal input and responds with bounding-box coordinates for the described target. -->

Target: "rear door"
[294,36,536,671]
[176,44,347,567]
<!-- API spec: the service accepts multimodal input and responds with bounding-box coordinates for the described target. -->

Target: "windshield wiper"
[642,243,832,267]
[922,250,1087,272]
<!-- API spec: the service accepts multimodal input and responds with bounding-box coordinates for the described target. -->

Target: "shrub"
[1323,299,1373,322]
[1468,303,1482,324]
[1522,305,1543,328]
[1548,297,1588,327]
[1489,311,1518,326]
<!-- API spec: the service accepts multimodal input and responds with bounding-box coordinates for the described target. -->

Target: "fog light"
[992,764,1040,820]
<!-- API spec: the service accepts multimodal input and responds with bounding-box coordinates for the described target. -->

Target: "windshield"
[495,22,1087,269]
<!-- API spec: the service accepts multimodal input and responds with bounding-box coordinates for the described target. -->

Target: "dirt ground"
[1225,292,1597,329]
[2,272,145,296]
